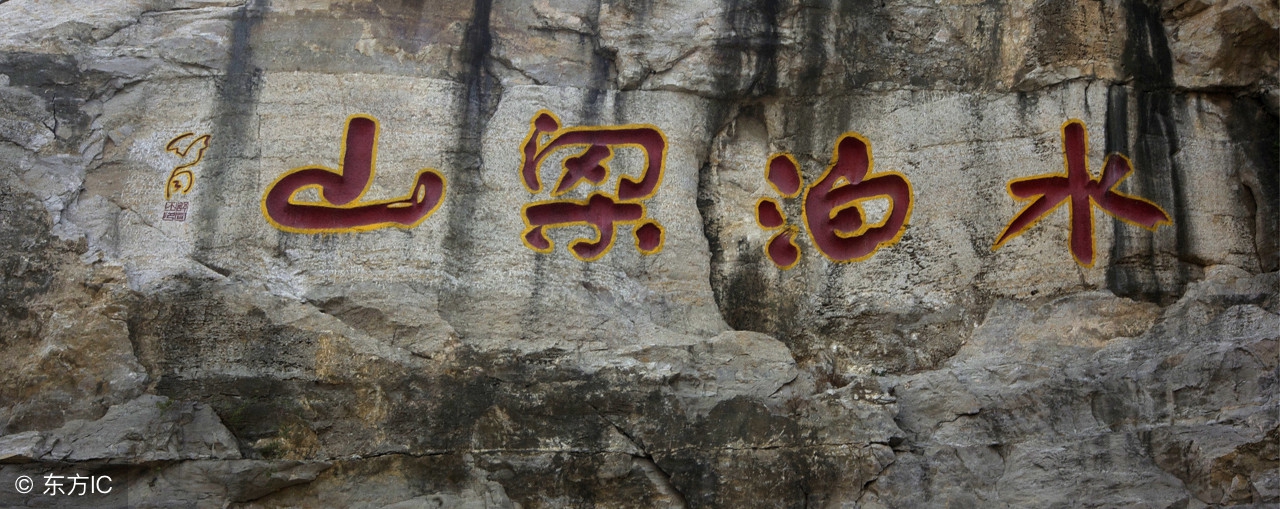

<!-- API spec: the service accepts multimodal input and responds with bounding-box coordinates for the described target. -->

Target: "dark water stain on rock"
[1107,0,1191,304]
[699,103,805,346]
[1104,85,1130,156]
[194,1,265,266]
[697,156,729,316]
[1224,96,1279,271]
[722,239,778,333]
[459,0,497,124]
[1014,91,1038,122]
[517,253,551,340]
[439,0,502,337]
[793,3,829,97]
[1104,84,1163,294]
[709,0,781,99]
[581,49,614,123]
[697,100,749,321]
[580,1,614,124]
[978,0,1006,89]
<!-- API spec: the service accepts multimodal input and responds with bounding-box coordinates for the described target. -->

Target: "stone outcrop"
[0,0,1275,507]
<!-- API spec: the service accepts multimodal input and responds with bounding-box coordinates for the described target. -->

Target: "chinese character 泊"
[756,132,914,268]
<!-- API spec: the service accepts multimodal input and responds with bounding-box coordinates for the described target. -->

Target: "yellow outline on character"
[517,109,670,262]
[799,132,914,264]
[260,114,448,234]
[992,119,1171,268]
[164,132,211,200]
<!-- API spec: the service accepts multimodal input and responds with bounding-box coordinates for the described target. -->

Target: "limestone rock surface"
[0,0,1275,507]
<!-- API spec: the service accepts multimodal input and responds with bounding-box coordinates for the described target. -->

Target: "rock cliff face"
[0,0,1275,507]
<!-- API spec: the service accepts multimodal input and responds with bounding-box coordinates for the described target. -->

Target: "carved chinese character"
[756,133,914,268]
[993,119,1172,267]
[162,201,189,222]
[261,115,447,233]
[162,132,210,223]
[756,153,802,269]
[518,110,666,261]
[164,132,210,201]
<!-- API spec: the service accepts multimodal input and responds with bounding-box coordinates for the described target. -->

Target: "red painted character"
[993,119,1171,267]
[261,115,447,234]
[757,133,914,268]
[518,110,666,261]
[756,154,803,269]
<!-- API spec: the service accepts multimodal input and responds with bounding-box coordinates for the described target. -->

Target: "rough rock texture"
[0,0,1275,507]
